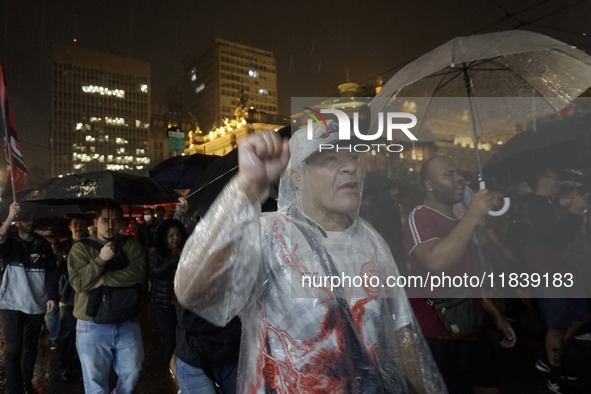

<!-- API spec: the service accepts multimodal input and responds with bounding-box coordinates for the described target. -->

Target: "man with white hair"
[175,121,445,393]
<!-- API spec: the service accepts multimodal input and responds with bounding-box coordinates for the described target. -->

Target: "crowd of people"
[0,121,589,394]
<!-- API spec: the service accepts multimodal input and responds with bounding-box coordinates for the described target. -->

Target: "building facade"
[183,38,278,133]
[185,110,289,156]
[150,99,194,165]
[51,44,151,176]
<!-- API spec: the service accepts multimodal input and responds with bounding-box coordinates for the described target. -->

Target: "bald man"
[403,156,516,394]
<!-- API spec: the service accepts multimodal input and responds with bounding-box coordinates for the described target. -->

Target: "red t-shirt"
[403,205,483,340]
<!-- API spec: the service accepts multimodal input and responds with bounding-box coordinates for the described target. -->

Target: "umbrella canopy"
[0,189,84,221]
[369,30,591,173]
[484,114,591,185]
[149,153,220,189]
[23,170,179,206]
[185,148,238,217]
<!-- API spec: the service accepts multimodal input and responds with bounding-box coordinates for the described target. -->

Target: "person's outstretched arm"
[174,131,289,325]
[410,190,492,272]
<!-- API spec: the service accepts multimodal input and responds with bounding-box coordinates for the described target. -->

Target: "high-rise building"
[51,44,151,176]
[150,98,194,164]
[183,38,278,133]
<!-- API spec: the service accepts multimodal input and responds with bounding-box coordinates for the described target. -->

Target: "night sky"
[1,0,589,179]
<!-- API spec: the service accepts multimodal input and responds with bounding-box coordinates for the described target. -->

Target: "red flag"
[0,63,27,198]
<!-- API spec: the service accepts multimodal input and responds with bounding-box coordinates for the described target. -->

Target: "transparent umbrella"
[369,30,591,214]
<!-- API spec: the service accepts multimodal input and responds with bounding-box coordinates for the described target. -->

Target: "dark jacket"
[55,238,76,305]
[149,250,178,310]
[0,233,59,314]
[520,193,583,250]
[175,303,241,369]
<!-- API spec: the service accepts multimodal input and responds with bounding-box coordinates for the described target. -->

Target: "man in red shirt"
[403,156,516,394]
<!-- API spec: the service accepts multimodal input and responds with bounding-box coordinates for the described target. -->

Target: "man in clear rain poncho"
[175,120,445,393]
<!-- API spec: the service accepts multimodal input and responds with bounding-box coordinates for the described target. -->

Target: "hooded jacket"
[0,233,59,314]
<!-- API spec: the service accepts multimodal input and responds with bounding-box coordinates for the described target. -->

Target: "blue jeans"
[176,356,238,394]
[45,307,60,341]
[76,318,144,394]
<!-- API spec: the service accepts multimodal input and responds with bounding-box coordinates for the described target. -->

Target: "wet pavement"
[493,299,591,393]
[0,304,176,394]
[0,300,590,393]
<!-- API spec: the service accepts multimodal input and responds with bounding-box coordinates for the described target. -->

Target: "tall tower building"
[183,38,278,132]
[51,44,151,176]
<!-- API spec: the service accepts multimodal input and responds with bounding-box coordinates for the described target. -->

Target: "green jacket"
[67,235,147,321]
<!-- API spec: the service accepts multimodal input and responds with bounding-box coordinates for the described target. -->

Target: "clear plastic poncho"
[175,121,446,393]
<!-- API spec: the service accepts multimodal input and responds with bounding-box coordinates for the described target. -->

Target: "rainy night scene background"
[1,0,591,393]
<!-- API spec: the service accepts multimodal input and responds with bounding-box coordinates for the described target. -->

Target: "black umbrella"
[484,114,591,185]
[0,189,84,221]
[149,153,220,189]
[186,126,291,217]
[23,170,179,206]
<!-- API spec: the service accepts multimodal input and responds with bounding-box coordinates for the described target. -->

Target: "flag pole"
[0,63,17,202]
[6,132,16,203]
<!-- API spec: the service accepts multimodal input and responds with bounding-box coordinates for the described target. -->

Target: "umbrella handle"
[479,180,511,217]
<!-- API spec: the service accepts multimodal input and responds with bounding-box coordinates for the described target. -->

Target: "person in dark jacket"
[149,219,187,364]
[520,167,589,393]
[0,203,59,394]
[53,214,89,382]
[175,304,241,394]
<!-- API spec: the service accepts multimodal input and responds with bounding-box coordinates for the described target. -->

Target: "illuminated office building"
[51,44,151,176]
[183,38,278,133]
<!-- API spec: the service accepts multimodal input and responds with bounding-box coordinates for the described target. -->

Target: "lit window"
[81,85,125,98]
[140,84,148,93]
[105,117,125,126]
[191,74,197,82]
[248,70,258,78]
[258,89,268,95]
[195,83,205,94]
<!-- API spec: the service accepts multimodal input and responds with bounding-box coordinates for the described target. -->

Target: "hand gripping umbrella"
[0,189,84,221]
[369,30,591,216]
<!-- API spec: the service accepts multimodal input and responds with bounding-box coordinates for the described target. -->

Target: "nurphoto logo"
[304,107,418,153]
